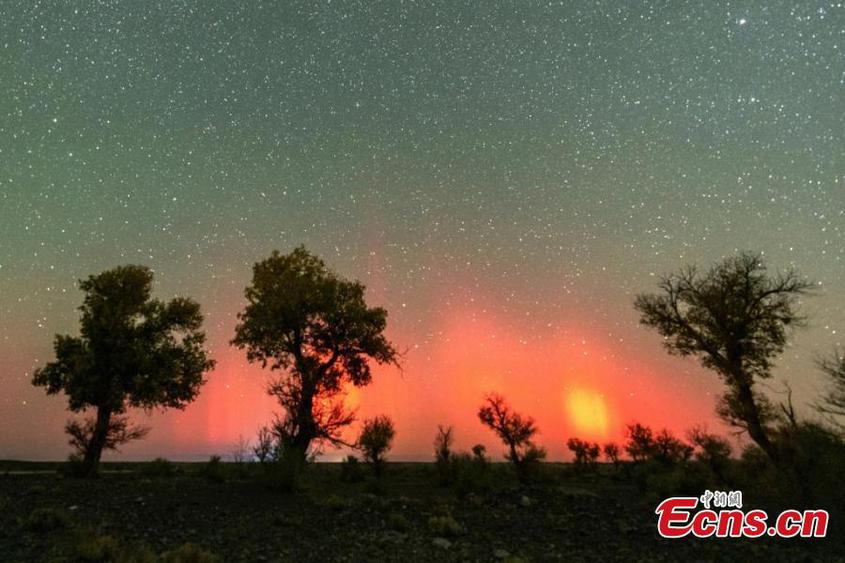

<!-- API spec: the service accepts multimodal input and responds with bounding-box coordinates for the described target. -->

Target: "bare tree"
[478,393,546,480]
[635,252,812,462]
[816,350,845,426]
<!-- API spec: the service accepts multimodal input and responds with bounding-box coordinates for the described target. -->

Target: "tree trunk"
[736,381,778,462]
[290,383,316,464]
[83,406,112,477]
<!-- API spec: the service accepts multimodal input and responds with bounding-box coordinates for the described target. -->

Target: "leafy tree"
[625,423,656,462]
[634,252,812,462]
[816,350,845,425]
[32,265,215,476]
[358,415,395,476]
[603,442,621,466]
[478,393,546,480]
[231,246,398,464]
[688,425,733,482]
[567,437,600,468]
[652,429,694,464]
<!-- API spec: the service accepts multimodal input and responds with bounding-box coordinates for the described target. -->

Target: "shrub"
[625,423,655,462]
[199,455,226,483]
[434,425,454,485]
[625,423,692,465]
[452,452,492,496]
[253,426,278,464]
[22,507,72,533]
[141,457,176,478]
[60,454,89,478]
[358,415,395,477]
[324,494,351,511]
[567,437,600,469]
[428,514,464,537]
[162,542,220,563]
[73,529,122,562]
[687,426,732,483]
[478,393,546,482]
[603,443,621,466]
[471,444,487,462]
[340,455,364,483]
[259,449,305,492]
[652,429,694,465]
[386,512,411,532]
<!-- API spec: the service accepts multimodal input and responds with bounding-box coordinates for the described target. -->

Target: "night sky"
[1,1,842,461]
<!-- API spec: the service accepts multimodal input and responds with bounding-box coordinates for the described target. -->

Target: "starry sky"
[1,1,842,461]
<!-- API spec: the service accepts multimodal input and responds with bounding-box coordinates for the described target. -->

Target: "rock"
[520,495,532,507]
[432,537,452,549]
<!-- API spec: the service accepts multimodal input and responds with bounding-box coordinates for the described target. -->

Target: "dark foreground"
[0,461,840,562]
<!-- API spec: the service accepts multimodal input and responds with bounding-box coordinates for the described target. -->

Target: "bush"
[625,423,692,465]
[625,423,655,462]
[386,512,411,532]
[358,415,395,477]
[478,393,546,482]
[687,426,732,483]
[60,454,89,478]
[428,514,464,537]
[259,449,305,492]
[603,443,621,466]
[253,426,279,464]
[141,457,176,478]
[162,542,220,563]
[452,452,492,496]
[73,529,123,562]
[324,494,351,511]
[652,429,694,465]
[434,425,454,485]
[22,507,72,533]
[199,455,226,483]
[340,455,364,483]
[567,437,600,469]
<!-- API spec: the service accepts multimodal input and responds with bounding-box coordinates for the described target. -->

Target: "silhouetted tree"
[567,437,600,468]
[635,252,812,462]
[625,423,656,462]
[478,393,546,480]
[688,425,733,482]
[816,350,845,424]
[652,429,694,464]
[231,247,398,465]
[434,425,454,484]
[358,415,395,476]
[603,442,621,466]
[32,265,214,476]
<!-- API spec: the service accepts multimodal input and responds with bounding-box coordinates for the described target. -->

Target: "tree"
[478,393,546,480]
[816,350,845,424]
[652,429,694,464]
[602,442,621,466]
[231,246,398,464]
[634,252,812,462]
[434,425,455,484]
[32,265,215,476]
[625,423,656,462]
[688,425,733,482]
[567,437,600,468]
[358,415,395,476]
